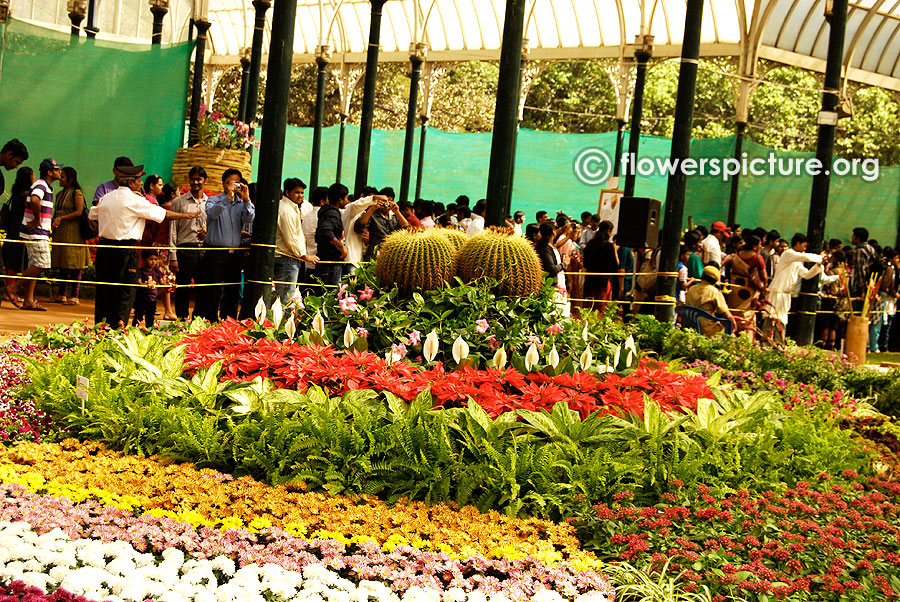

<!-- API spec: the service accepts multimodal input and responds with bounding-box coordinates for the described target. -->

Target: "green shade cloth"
[0,18,191,202]
[256,124,899,245]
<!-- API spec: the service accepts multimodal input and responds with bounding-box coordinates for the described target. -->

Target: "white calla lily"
[613,345,621,368]
[423,330,440,362]
[254,297,266,323]
[582,322,590,342]
[548,345,560,368]
[312,311,326,337]
[452,336,469,364]
[579,347,593,371]
[525,343,540,372]
[343,323,356,348]
[625,334,637,355]
[601,361,615,373]
[492,347,508,369]
[284,314,296,340]
[271,298,283,330]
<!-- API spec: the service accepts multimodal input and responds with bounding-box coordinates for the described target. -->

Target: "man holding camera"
[194,169,255,322]
[353,194,409,261]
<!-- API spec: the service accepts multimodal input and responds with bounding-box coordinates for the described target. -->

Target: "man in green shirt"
[354,196,409,261]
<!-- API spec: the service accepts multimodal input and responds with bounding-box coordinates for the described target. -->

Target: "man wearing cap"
[89,164,201,327]
[701,221,730,267]
[93,156,134,205]
[685,265,736,337]
[19,158,62,311]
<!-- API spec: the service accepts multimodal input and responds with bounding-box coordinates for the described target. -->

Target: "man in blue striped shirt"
[194,169,255,322]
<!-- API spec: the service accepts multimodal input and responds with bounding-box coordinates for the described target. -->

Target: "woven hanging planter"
[172,147,252,193]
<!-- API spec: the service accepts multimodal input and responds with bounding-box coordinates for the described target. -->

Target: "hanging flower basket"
[171,147,251,193]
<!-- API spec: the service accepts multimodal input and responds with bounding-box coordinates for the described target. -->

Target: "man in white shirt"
[580,214,600,247]
[90,164,200,327]
[701,221,729,267]
[275,178,319,304]
[466,199,487,236]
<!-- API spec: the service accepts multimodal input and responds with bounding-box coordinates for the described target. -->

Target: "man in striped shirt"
[20,158,62,311]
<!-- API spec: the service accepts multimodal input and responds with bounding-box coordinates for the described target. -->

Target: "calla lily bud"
[423,330,440,362]
[525,343,540,372]
[548,345,560,369]
[580,347,593,371]
[452,336,469,364]
[312,311,326,337]
[271,298,283,330]
[492,347,508,369]
[284,315,296,340]
[254,297,266,323]
[343,323,356,348]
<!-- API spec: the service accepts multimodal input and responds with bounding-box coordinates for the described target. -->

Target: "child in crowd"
[133,249,167,327]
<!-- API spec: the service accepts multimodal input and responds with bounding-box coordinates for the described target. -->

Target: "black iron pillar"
[655,0,703,323]
[414,117,428,201]
[336,114,348,184]
[188,19,212,147]
[84,0,98,37]
[354,0,388,195]
[485,0,527,227]
[150,2,169,45]
[727,121,746,225]
[244,0,272,128]
[399,44,425,204]
[237,50,251,123]
[624,37,653,198]
[310,46,332,190]
[244,0,297,315]
[795,0,849,345]
[612,118,627,178]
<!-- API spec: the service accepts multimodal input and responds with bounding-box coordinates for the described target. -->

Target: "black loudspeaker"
[616,197,661,248]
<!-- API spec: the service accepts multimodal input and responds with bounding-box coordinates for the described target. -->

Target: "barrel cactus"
[375,229,457,295]
[434,228,468,252]
[456,227,543,296]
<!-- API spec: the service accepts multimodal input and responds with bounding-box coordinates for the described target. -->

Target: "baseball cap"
[711,221,731,236]
[702,265,721,282]
[117,164,145,176]
[39,158,63,172]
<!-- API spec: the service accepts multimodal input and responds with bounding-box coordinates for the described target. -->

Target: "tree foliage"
[210,56,900,164]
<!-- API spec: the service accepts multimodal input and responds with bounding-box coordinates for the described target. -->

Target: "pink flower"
[486,334,500,351]
[546,323,563,335]
[391,343,408,359]
[408,330,422,346]
[527,335,542,348]
[359,285,375,301]
[338,284,349,299]
[339,296,359,314]
[355,327,369,338]
[475,320,489,334]
[198,101,207,119]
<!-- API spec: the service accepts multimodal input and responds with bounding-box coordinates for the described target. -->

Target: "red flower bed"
[180,319,712,418]
[582,477,900,600]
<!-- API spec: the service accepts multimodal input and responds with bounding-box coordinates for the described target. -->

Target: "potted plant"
[172,103,259,192]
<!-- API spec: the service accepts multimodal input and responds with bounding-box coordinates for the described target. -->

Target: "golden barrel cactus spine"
[375,229,457,294]
[434,228,468,252]
[455,227,543,297]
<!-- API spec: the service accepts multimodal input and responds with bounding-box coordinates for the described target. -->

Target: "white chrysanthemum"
[324,589,352,602]
[19,571,50,589]
[266,579,298,599]
[161,547,186,568]
[210,556,236,576]
[466,591,489,602]
[104,596,125,602]
[531,590,565,602]
[442,587,468,602]
[215,582,245,602]
[157,590,188,602]
[48,564,70,584]
[291,592,325,602]
[106,556,136,576]
[402,586,441,602]
[75,541,106,568]
[194,589,218,602]
[573,593,608,602]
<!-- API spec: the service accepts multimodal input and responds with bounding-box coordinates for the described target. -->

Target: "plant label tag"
[76,375,89,413]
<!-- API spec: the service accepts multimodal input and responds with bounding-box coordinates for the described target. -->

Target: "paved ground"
[0,297,96,337]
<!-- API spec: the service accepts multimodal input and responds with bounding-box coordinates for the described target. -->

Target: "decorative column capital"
[316,44,332,65]
[194,18,211,35]
[634,34,654,60]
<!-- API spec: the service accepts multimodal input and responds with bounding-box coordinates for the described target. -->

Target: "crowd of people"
[0,137,895,353]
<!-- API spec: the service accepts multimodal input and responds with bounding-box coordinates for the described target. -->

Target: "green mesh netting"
[0,18,191,201]
[256,124,900,245]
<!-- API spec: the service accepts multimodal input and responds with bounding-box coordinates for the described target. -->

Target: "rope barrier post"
[656,0,703,324]
[243,0,296,318]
